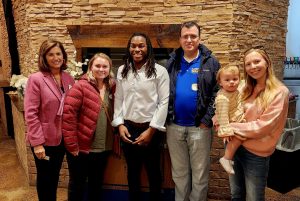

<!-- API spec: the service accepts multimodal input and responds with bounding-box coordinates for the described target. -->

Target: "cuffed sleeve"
[24,75,45,146]
[149,66,169,132]
[112,66,125,127]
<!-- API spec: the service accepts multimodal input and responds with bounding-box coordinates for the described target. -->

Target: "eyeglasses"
[180,34,199,41]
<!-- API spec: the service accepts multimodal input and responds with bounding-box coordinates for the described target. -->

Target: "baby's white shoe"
[219,157,235,174]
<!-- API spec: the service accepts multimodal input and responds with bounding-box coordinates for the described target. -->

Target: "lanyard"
[51,73,65,116]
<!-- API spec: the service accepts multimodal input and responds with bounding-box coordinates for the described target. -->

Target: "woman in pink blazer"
[24,39,75,201]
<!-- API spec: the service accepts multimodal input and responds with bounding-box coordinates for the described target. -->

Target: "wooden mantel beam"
[67,24,180,49]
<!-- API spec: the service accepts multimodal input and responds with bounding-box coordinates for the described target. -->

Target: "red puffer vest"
[62,75,115,153]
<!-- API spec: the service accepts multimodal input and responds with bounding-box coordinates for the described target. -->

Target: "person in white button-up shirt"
[112,32,169,201]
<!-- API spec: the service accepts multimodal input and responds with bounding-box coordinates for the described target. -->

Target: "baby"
[215,66,246,174]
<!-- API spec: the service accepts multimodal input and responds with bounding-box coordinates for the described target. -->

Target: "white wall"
[286,0,300,57]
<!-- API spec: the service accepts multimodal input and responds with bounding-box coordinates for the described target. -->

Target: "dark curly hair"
[121,32,156,79]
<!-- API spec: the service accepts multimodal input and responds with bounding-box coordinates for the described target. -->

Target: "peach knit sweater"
[215,89,244,137]
[231,85,289,157]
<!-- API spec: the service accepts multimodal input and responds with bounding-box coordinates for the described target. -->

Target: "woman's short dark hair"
[38,39,68,72]
[121,32,156,79]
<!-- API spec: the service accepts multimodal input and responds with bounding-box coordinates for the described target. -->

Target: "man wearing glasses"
[166,21,220,201]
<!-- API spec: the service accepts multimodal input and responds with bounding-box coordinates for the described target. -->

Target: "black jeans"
[66,151,110,201]
[122,121,163,201]
[32,143,65,201]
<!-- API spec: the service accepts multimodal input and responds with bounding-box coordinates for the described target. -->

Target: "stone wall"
[12,0,288,77]
[0,1,11,81]
[0,0,289,200]
[10,97,28,180]
[14,0,242,77]
[231,0,289,79]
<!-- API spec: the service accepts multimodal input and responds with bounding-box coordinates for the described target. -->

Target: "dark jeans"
[66,151,110,201]
[32,143,65,201]
[122,121,163,201]
[229,146,270,201]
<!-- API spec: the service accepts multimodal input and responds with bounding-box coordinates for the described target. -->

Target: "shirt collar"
[130,62,147,72]
[181,51,201,64]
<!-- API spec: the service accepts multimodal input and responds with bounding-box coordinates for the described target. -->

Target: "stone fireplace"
[0,0,289,199]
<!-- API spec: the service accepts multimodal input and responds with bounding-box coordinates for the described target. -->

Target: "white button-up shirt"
[112,63,170,132]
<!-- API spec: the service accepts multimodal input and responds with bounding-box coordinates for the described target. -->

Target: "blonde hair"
[216,65,240,84]
[242,48,282,109]
[86,53,114,89]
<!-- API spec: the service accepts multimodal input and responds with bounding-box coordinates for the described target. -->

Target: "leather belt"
[125,120,150,128]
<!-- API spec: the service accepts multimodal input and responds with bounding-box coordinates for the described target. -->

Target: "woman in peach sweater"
[221,47,289,201]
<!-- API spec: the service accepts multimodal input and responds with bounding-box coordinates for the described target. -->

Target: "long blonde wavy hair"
[242,48,282,110]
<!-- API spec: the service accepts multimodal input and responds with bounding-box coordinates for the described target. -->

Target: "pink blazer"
[24,71,75,147]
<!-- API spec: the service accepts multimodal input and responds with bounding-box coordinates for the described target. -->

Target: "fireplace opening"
[81,47,173,74]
